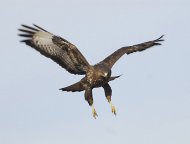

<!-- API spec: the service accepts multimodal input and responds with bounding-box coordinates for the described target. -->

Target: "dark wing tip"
[155,35,165,42]
[18,34,32,37]
[18,24,46,43]
[18,28,35,34]
[20,39,29,43]
[20,24,39,31]
[153,43,162,46]
[20,24,48,32]
[33,24,48,32]
[153,35,165,45]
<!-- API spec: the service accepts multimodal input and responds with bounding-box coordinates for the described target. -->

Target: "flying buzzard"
[18,24,164,118]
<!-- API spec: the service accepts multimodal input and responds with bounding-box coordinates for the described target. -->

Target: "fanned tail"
[59,81,85,92]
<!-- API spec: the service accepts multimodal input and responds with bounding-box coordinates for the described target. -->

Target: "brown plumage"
[18,24,164,118]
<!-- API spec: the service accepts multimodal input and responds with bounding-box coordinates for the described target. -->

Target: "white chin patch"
[104,72,108,77]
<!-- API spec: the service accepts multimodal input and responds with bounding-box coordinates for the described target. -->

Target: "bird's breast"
[86,73,108,88]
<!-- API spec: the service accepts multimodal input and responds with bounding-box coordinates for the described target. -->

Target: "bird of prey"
[18,24,164,118]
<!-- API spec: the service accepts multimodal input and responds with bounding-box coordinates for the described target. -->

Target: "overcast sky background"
[0,0,190,144]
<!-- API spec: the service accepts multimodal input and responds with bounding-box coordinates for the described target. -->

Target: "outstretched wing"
[18,24,90,75]
[99,35,164,69]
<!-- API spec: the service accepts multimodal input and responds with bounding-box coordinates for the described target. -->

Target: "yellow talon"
[110,102,116,115]
[91,104,98,119]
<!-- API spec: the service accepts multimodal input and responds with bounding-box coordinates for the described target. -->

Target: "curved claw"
[92,105,98,119]
[110,102,117,116]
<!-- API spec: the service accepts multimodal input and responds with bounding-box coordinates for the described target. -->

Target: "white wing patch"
[32,31,77,69]
[33,31,53,46]
[32,31,59,56]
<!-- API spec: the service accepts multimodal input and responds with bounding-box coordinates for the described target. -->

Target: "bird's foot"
[110,102,116,115]
[91,104,98,119]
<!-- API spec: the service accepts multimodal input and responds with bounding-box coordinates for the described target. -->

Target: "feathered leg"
[85,88,98,119]
[102,83,116,115]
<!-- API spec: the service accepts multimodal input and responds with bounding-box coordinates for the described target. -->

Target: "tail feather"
[109,75,121,82]
[59,81,85,92]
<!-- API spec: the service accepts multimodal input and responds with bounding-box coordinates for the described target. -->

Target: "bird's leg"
[108,99,116,115]
[85,87,98,119]
[102,83,116,115]
[106,95,117,115]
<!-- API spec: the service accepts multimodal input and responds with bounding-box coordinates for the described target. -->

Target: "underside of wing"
[18,24,90,75]
[100,35,164,69]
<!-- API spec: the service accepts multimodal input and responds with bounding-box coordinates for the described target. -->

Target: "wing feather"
[100,35,164,69]
[18,24,90,75]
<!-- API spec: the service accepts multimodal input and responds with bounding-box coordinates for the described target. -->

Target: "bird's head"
[101,70,111,79]
[94,64,111,80]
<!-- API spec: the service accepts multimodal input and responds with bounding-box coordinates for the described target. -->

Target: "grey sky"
[0,0,190,144]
